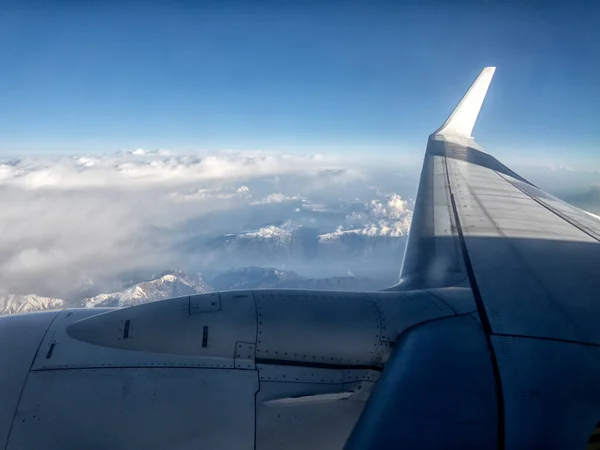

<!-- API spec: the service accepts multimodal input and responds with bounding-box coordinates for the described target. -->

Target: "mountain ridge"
[0,267,389,314]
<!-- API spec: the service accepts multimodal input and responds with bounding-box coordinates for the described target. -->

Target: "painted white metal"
[399,154,468,289]
[35,306,241,370]
[256,383,365,450]
[263,392,354,405]
[254,290,381,366]
[253,289,469,366]
[446,156,600,344]
[7,368,259,450]
[257,363,377,385]
[0,311,59,448]
[372,290,462,343]
[492,335,600,449]
[345,315,499,449]
[387,66,600,448]
[433,67,496,139]
[424,287,477,314]
[65,292,256,360]
[0,285,471,450]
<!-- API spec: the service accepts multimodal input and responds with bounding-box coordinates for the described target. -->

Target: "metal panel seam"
[249,290,260,450]
[31,365,248,372]
[424,290,461,315]
[492,333,600,350]
[363,293,385,365]
[496,171,600,243]
[393,310,479,343]
[254,358,383,372]
[444,157,506,450]
[3,310,61,450]
[462,173,589,344]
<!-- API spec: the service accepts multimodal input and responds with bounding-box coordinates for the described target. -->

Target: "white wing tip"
[433,67,496,140]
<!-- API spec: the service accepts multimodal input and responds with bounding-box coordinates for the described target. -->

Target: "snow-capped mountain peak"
[84,272,209,308]
[0,291,64,315]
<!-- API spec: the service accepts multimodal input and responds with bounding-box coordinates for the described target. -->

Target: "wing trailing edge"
[433,67,496,139]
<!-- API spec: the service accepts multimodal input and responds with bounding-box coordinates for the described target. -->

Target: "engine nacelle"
[0,288,474,450]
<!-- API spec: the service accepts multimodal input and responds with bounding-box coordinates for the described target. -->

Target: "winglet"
[433,67,495,139]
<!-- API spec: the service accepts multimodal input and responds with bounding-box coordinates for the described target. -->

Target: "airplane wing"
[346,68,600,449]
[401,67,600,345]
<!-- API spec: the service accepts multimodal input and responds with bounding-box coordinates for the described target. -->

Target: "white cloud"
[250,192,304,205]
[243,222,294,242]
[0,150,414,298]
[386,194,410,218]
[317,193,412,241]
[0,151,345,190]
[167,186,252,203]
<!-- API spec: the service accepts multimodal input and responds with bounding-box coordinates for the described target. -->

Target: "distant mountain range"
[0,291,65,315]
[84,271,210,308]
[200,221,408,271]
[0,267,389,315]
[210,266,384,291]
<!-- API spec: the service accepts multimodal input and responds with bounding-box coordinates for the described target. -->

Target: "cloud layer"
[0,150,416,298]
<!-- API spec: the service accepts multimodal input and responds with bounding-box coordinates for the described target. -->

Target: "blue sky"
[1,0,599,164]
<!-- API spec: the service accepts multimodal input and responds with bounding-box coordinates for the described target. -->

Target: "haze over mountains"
[0,268,390,314]
[0,151,598,315]
[0,150,416,314]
